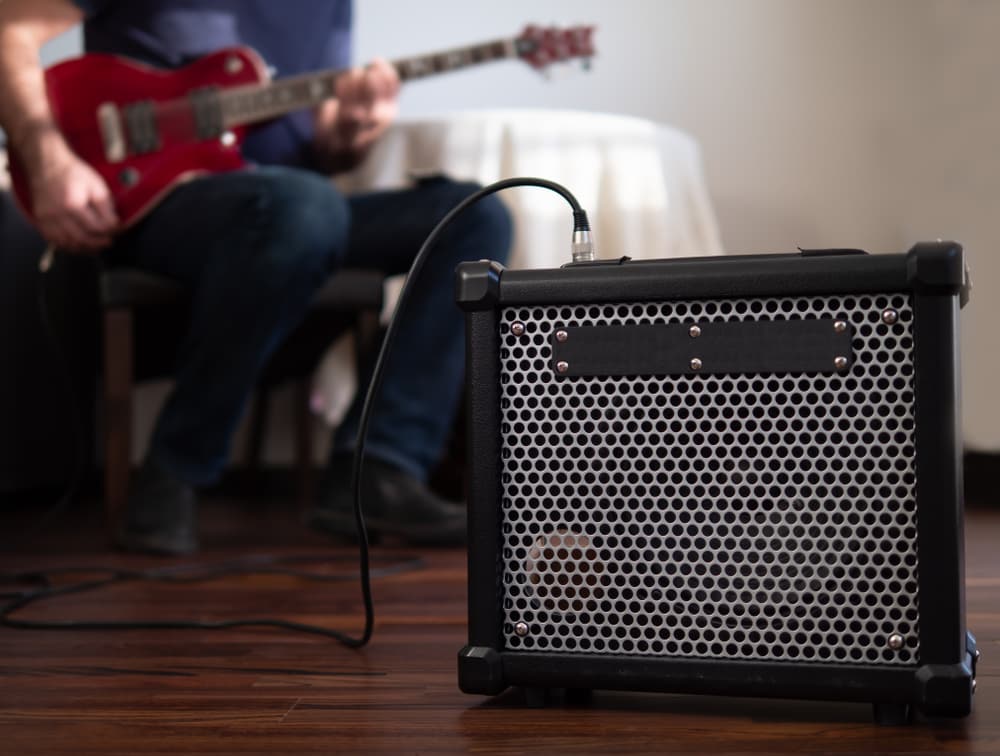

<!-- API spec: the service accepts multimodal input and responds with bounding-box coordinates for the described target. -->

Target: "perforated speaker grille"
[498,293,920,666]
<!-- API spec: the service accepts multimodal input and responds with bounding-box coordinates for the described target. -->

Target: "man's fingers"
[48,213,112,252]
[335,67,365,101]
[367,57,400,96]
[78,202,118,237]
[86,193,119,229]
[338,62,398,108]
[40,204,114,248]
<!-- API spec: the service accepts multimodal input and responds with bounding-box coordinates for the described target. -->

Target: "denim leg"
[111,166,350,486]
[332,178,513,481]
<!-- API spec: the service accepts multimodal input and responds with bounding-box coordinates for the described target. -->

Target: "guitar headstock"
[515,25,596,71]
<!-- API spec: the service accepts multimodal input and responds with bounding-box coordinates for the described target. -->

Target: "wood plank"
[0,501,996,754]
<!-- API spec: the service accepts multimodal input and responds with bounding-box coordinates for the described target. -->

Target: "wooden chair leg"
[294,378,314,508]
[355,309,381,357]
[102,308,133,526]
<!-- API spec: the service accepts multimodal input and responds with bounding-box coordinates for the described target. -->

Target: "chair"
[99,266,384,521]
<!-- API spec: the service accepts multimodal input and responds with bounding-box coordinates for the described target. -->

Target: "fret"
[393,38,512,82]
[217,35,521,128]
[219,72,338,128]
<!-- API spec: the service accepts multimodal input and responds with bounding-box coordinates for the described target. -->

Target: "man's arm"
[311,57,399,175]
[0,0,117,250]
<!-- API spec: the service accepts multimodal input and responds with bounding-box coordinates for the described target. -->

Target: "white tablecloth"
[312,108,724,424]
[339,107,723,268]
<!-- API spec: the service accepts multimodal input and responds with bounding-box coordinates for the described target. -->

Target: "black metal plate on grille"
[551,318,852,377]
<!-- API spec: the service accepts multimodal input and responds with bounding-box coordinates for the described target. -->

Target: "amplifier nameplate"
[551,319,853,377]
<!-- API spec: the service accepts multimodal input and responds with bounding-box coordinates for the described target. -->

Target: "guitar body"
[9,47,269,228]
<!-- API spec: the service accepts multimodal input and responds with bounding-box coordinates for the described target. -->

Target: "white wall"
[37,0,1000,450]
[354,0,1000,450]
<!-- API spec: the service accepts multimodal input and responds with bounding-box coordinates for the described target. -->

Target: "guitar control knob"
[220,131,237,148]
[118,167,140,187]
[225,55,244,75]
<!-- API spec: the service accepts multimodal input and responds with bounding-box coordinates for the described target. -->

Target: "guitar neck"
[220,37,519,128]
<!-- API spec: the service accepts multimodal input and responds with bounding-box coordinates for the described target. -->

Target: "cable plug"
[571,208,596,263]
[39,243,55,273]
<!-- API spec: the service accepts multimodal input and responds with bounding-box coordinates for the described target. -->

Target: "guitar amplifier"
[455,242,977,724]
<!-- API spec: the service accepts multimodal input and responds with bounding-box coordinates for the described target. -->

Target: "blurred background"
[360,0,997,451]
[356,0,998,452]
[6,0,997,496]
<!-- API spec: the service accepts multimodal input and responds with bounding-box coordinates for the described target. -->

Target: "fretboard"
[219,37,519,129]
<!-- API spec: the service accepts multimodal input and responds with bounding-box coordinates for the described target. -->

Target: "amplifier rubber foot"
[523,687,549,708]
[872,702,911,726]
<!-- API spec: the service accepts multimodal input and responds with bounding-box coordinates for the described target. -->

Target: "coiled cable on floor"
[2,177,592,646]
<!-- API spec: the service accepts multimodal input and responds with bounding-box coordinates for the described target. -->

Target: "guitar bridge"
[97,102,127,163]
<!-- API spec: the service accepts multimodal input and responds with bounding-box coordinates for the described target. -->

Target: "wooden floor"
[0,496,997,755]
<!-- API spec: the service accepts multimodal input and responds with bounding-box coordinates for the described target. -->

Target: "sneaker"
[114,457,198,556]
[305,455,466,546]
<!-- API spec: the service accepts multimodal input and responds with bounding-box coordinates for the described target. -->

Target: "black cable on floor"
[345,177,589,647]
[0,553,424,638]
[4,177,590,646]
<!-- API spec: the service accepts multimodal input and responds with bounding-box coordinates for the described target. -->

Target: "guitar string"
[116,38,522,139]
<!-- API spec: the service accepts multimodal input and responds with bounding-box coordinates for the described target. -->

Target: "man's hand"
[0,0,114,251]
[26,137,119,252]
[313,57,400,174]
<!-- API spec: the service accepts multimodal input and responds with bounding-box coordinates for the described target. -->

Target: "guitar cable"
[1,177,594,647]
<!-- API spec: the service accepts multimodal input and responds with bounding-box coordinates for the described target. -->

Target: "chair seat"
[98,265,385,385]
[99,268,187,309]
[310,268,384,312]
[97,264,386,519]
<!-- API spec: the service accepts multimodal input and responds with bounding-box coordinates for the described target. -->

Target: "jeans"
[111,166,512,486]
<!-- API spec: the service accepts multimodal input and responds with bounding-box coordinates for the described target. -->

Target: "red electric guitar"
[8,25,595,229]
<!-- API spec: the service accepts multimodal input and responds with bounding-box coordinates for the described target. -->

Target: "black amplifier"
[456,242,977,724]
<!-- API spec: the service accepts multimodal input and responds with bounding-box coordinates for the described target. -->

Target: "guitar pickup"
[97,102,126,163]
[189,86,224,140]
[123,100,161,155]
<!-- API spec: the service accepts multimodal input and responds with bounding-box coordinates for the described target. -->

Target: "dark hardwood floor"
[0,493,997,754]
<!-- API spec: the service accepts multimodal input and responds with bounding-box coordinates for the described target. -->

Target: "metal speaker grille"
[499,293,920,666]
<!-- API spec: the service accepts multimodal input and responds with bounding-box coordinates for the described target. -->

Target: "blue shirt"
[72,0,353,168]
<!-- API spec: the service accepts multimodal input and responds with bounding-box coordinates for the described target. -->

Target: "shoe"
[306,455,467,546]
[114,457,198,556]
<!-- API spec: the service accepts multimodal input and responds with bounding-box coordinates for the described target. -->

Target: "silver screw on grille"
[514,622,528,637]
[882,309,899,325]
[555,329,568,342]
[887,633,905,650]
[833,320,847,333]
[510,322,525,336]
[834,356,848,370]
[556,361,569,374]
[690,357,703,371]
[689,325,702,338]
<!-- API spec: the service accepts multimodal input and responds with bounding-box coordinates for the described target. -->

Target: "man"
[0,0,512,554]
